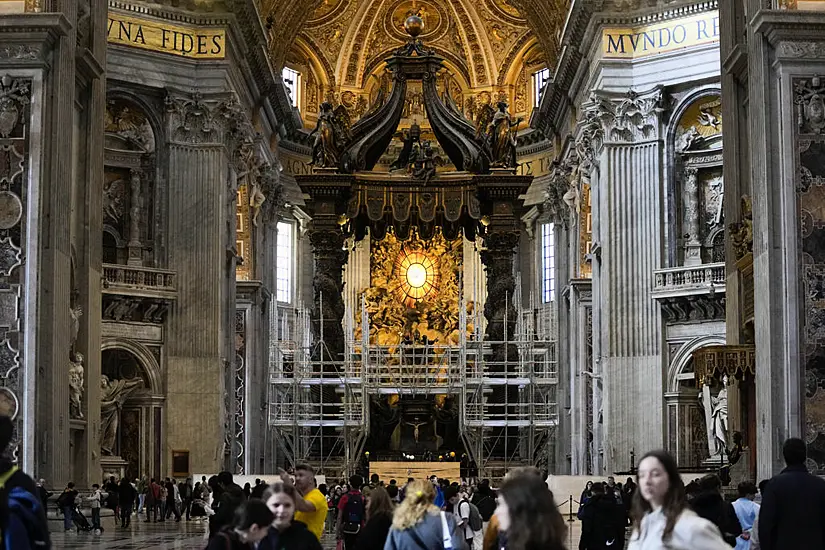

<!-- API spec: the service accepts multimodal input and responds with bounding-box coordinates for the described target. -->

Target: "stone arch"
[667,335,726,394]
[104,89,163,151]
[666,85,723,149]
[101,339,162,396]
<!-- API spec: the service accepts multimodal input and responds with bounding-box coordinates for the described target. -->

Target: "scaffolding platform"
[268,298,558,477]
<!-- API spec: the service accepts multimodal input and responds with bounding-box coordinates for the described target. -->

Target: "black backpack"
[342,492,364,535]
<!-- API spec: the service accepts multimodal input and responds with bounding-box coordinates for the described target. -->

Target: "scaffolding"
[269,291,558,477]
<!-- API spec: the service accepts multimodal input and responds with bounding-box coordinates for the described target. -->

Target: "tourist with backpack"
[87,483,107,533]
[337,474,366,550]
[0,414,51,548]
[447,486,480,549]
[471,480,496,537]
[57,482,79,532]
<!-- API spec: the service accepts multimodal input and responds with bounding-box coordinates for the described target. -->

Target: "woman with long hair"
[259,481,323,550]
[384,480,464,550]
[355,486,394,550]
[205,499,274,550]
[628,450,730,549]
[494,474,566,550]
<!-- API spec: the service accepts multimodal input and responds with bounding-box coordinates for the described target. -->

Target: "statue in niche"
[308,102,351,169]
[675,126,701,153]
[486,101,522,169]
[100,375,144,455]
[68,352,84,419]
[249,180,266,227]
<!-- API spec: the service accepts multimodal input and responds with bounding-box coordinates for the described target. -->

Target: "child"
[88,483,108,532]
[206,499,274,549]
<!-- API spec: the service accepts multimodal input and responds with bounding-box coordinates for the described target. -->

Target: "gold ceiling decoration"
[266,0,569,129]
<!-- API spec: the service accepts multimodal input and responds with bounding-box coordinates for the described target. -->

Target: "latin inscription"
[107,13,225,59]
[603,11,719,59]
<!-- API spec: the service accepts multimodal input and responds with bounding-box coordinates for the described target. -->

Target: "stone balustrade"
[102,263,176,296]
[652,262,726,297]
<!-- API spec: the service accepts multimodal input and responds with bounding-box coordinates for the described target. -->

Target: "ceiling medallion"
[385,0,448,43]
[485,0,526,25]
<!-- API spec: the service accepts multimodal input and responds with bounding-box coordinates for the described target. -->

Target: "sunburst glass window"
[393,250,439,305]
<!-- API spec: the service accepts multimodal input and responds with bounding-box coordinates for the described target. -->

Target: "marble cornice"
[108,0,231,22]
[752,10,825,47]
[0,14,70,68]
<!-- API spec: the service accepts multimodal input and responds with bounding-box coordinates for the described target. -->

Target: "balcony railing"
[102,264,177,298]
[652,262,726,298]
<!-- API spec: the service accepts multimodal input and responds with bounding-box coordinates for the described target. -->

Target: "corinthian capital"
[590,87,664,144]
[165,91,256,148]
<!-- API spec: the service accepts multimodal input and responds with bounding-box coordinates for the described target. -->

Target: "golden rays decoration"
[358,232,472,346]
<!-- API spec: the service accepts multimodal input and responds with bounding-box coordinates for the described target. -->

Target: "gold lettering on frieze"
[107,12,225,59]
[602,11,719,59]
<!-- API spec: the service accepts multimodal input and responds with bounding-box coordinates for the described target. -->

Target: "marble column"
[127,169,143,266]
[480,230,519,351]
[308,227,349,363]
[163,92,250,475]
[588,88,665,473]
[682,166,702,266]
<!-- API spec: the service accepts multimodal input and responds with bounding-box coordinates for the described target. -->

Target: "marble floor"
[49,511,583,549]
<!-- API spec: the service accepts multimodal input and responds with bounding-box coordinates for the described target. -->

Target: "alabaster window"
[542,223,556,303]
[533,68,550,107]
[282,67,301,109]
[276,221,293,303]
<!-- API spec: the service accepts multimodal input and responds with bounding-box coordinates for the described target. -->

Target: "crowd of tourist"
[1,409,823,550]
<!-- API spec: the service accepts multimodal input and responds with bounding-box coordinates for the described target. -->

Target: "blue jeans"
[63,506,73,530]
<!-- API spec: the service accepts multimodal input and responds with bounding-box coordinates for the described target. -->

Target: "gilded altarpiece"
[795,77,825,470]
[359,232,473,346]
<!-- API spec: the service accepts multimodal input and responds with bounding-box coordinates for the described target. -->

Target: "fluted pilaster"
[588,88,665,473]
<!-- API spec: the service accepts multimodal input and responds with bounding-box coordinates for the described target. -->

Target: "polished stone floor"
[49,510,583,549]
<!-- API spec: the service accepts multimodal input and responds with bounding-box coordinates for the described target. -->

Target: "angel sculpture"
[390,123,422,172]
[411,140,443,183]
[487,101,522,169]
[308,102,351,169]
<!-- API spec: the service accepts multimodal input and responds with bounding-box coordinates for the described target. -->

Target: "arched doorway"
[101,341,164,480]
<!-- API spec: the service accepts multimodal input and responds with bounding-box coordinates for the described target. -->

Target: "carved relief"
[796,77,825,135]
[729,195,753,261]
[0,76,29,139]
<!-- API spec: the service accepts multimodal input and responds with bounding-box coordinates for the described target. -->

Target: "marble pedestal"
[101,456,129,482]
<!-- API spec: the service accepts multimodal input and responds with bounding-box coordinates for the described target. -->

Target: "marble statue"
[69,304,82,347]
[711,379,729,455]
[487,101,522,169]
[249,180,266,227]
[100,375,143,455]
[68,352,84,419]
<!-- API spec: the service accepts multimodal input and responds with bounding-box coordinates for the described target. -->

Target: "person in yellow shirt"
[280,464,328,541]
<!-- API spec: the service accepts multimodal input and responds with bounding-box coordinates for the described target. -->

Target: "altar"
[370,461,461,483]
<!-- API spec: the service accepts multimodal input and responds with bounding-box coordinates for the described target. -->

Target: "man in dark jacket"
[209,471,246,537]
[759,437,825,550]
[179,477,193,520]
[690,474,739,547]
[578,482,626,550]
